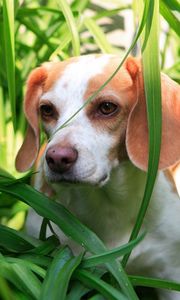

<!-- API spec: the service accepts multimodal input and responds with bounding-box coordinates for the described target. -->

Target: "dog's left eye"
[40,104,54,118]
[98,102,118,116]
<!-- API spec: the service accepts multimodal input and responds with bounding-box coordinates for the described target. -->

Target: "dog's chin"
[45,170,109,187]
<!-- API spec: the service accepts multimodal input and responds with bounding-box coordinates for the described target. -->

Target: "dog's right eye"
[40,104,54,119]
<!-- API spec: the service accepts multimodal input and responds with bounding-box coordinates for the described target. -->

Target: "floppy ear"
[15,66,48,172]
[126,57,180,171]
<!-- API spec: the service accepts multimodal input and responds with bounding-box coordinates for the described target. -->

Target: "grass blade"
[162,0,180,11]
[93,5,131,20]
[129,275,180,291]
[19,254,51,268]
[0,87,6,168]
[0,255,41,300]
[29,236,60,255]
[0,277,13,300]
[11,263,41,300]
[160,0,180,37]
[41,247,83,300]
[3,0,15,129]
[74,269,127,300]
[0,224,42,252]
[58,0,80,56]
[84,18,116,53]
[122,0,162,266]
[66,281,89,300]
[5,257,46,279]
[82,233,145,268]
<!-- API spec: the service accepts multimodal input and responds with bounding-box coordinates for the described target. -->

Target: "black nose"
[46,146,78,173]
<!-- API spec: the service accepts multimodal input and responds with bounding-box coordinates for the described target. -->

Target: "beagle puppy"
[16,55,180,300]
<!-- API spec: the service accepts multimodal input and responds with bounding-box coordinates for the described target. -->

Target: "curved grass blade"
[122,0,162,267]
[74,269,127,300]
[71,0,89,12]
[10,263,41,300]
[0,224,42,252]
[66,281,90,300]
[0,277,14,300]
[93,5,131,20]
[17,17,54,51]
[0,89,6,168]
[50,17,82,60]
[58,0,80,56]
[160,1,180,37]
[82,233,145,268]
[29,235,60,255]
[84,18,116,53]
[3,0,16,129]
[16,7,65,18]
[129,275,180,292]
[41,247,83,300]
[5,257,46,279]
[19,254,51,268]
[0,255,41,300]
[162,0,180,11]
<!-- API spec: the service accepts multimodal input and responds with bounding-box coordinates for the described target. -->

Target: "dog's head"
[15,55,180,185]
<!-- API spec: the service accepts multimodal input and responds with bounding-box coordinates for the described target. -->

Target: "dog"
[16,55,180,300]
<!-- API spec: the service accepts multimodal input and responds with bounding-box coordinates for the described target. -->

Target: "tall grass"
[0,0,179,299]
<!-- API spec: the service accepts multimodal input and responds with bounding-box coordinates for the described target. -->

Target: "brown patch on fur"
[84,57,138,106]
[84,57,138,129]
[43,57,78,92]
[126,66,180,171]
[15,66,48,172]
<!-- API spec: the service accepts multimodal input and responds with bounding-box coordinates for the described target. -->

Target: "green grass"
[0,0,180,299]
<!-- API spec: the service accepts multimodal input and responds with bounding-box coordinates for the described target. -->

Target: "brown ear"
[15,66,48,172]
[125,57,180,171]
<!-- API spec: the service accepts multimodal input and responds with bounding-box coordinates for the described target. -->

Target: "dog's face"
[16,55,180,184]
[40,55,134,185]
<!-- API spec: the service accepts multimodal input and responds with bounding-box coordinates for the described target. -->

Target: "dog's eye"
[98,102,118,116]
[40,104,54,118]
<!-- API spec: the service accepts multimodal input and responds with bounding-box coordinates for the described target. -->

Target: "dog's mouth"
[45,168,109,186]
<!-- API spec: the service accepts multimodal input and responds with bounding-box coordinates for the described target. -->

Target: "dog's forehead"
[42,55,113,106]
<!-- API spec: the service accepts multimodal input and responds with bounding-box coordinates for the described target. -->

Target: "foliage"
[0,0,179,299]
